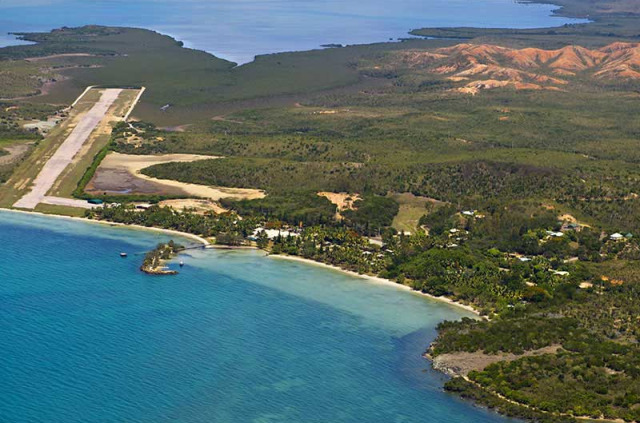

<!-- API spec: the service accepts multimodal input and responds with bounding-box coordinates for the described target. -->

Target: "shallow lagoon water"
[0,211,516,422]
[0,0,587,63]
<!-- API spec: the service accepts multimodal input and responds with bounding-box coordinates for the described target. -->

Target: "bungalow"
[561,222,582,232]
[253,228,299,239]
[462,210,475,216]
[610,233,624,241]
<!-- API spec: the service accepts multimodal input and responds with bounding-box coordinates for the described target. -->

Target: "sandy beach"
[270,254,480,315]
[0,207,211,246]
[2,206,478,315]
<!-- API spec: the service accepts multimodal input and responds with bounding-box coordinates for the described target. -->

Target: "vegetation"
[470,341,640,421]
[4,0,640,419]
[444,377,576,423]
[341,196,399,236]
[0,102,56,182]
[221,192,336,227]
[0,25,385,124]
[72,136,112,199]
[87,204,260,241]
[432,317,586,356]
[0,60,54,98]
[140,240,184,275]
[85,196,640,420]
[0,103,54,143]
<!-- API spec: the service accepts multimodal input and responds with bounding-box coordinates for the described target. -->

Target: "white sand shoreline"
[0,207,210,246]
[1,207,478,315]
[269,254,480,315]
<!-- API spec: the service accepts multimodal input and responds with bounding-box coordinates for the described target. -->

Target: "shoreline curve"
[269,254,480,315]
[0,207,210,246]
[2,206,484,406]
[1,207,478,315]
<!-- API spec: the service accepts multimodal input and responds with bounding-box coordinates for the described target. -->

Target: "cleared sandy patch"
[318,191,360,220]
[559,213,578,223]
[431,345,562,377]
[23,117,61,134]
[0,143,32,166]
[159,199,228,214]
[89,152,265,201]
[318,192,360,210]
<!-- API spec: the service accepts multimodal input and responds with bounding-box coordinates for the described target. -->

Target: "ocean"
[0,211,515,422]
[0,0,587,64]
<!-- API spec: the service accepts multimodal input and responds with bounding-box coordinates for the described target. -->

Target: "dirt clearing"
[159,199,228,214]
[318,191,361,220]
[431,345,562,377]
[0,143,32,166]
[88,152,265,201]
[318,192,360,210]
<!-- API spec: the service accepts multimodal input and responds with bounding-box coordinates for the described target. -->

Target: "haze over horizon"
[0,0,587,64]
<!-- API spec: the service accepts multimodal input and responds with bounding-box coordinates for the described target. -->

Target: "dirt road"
[13,89,122,209]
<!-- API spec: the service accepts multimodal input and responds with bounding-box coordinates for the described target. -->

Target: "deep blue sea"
[0,0,588,63]
[0,211,515,422]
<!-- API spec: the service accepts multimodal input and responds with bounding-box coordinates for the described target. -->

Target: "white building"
[253,228,299,239]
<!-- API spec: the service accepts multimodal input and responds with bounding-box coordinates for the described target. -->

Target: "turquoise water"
[0,0,587,63]
[0,211,515,422]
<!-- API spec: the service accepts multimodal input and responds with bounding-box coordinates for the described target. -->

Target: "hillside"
[366,42,640,94]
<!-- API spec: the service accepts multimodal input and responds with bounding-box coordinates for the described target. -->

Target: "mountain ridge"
[379,42,640,94]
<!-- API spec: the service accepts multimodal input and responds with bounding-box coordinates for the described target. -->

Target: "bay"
[0,0,587,63]
[0,211,515,422]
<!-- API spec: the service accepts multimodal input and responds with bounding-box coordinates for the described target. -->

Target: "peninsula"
[140,240,184,275]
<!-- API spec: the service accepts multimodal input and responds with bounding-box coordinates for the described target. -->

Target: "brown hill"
[381,42,640,94]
